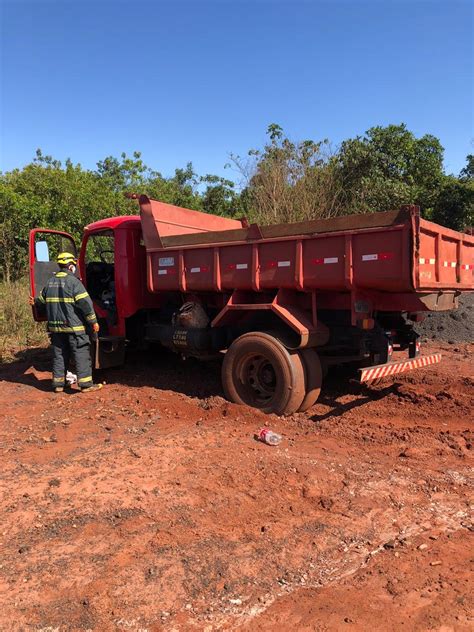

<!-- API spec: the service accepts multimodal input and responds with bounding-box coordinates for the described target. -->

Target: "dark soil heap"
[416,292,474,343]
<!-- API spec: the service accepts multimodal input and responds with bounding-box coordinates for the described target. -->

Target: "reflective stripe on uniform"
[37,295,46,303]
[55,272,68,277]
[46,297,75,303]
[48,325,86,333]
[78,376,93,383]
[74,292,89,301]
[86,313,97,321]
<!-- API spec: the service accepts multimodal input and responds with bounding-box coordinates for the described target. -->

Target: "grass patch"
[0,278,48,363]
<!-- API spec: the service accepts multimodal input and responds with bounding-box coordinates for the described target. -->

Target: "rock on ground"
[416,292,474,343]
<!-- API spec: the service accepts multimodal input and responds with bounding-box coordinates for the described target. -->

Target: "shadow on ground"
[309,377,399,422]
[0,345,224,399]
[1,345,398,411]
[0,347,54,392]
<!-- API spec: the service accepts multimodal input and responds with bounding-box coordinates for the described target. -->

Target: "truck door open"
[83,229,116,322]
[29,228,77,322]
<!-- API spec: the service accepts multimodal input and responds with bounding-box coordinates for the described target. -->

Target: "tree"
[231,124,341,224]
[0,154,131,279]
[200,175,241,217]
[334,124,445,216]
[145,163,203,210]
[1,127,470,281]
[96,151,154,192]
[459,154,474,181]
[0,151,238,280]
[431,154,474,232]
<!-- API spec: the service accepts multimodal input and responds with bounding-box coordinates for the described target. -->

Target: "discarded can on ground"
[258,428,282,446]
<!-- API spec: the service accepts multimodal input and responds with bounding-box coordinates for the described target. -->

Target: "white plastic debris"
[66,371,77,385]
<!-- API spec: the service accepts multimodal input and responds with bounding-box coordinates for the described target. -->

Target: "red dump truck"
[29,197,474,415]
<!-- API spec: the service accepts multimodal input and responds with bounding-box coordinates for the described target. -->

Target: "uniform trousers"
[50,333,93,389]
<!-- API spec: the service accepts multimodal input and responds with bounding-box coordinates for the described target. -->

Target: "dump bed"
[139,197,474,298]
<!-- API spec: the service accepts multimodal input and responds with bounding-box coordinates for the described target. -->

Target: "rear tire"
[222,332,306,415]
[298,349,323,412]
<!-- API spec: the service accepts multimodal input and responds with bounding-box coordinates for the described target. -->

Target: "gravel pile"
[415,292,474,343]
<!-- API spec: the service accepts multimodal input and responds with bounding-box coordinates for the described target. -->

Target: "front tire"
[222,332,305,415]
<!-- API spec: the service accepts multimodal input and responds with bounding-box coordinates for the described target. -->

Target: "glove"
[29,296,35,305]
[92,322,100,334]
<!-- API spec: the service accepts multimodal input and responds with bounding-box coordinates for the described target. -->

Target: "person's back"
[40,269,95,335]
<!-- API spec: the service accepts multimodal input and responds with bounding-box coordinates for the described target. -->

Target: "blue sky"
[1,0,472,181]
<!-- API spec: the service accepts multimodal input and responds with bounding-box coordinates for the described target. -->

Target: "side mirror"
[35,240,50,262]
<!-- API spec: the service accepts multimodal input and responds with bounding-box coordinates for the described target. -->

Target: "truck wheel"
[222,332,305,415]
[298,349,323,412]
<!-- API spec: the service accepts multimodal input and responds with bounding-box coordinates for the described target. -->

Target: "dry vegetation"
[232,131,345,224]
[0,279,48,363]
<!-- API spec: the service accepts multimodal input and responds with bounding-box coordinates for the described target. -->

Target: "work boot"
[53,386,64,393]
[80,383,104,393]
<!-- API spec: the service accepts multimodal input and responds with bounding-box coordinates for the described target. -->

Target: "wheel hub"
[241,354,277,403]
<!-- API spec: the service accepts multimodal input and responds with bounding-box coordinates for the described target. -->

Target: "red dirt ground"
[0,342,472,631]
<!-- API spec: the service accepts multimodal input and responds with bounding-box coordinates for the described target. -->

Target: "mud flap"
[91,336,126,370]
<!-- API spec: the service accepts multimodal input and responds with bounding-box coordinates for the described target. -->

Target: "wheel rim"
[236,353,277,406]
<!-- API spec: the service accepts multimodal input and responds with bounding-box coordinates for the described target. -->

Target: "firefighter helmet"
[57,252,77,266]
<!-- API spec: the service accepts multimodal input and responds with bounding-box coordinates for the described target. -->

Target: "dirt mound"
[416,292,474,343]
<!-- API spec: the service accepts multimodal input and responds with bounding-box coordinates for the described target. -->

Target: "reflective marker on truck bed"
[361,252,394,261]
[158,267,176,275]
[226,263,249,270]
[312,257,339,265]
[359,353,442,383]
[189,266,210,273]
[265,260,292,269]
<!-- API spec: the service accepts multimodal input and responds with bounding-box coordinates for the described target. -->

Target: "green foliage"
[96,151,154,192]
[459,154,474,182]
[333,124,445,215]
[0,126,471,281]
[200,174,242,217]
[0,152,130,279]
[235,123,469,231]
[432,177,474,232]
[0,151,228,280]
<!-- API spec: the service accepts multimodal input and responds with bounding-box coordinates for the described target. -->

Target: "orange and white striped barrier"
[359,353,442,383]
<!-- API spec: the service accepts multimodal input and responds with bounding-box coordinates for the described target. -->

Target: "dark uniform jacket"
[36,270,98,334]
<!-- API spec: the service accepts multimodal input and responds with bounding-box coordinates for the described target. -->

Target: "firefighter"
[29,252,103,393]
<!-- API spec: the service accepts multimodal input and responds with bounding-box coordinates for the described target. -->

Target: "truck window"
[84,230,116,317]
[34,232,77,263]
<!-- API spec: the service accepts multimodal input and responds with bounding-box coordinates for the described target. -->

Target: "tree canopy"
[1,124,472,280]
